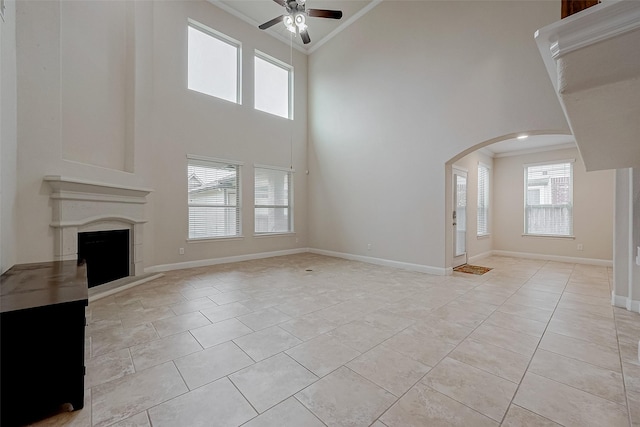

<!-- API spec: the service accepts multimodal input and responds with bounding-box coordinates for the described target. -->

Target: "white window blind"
[524,161,573,236]
[188,21,240,104]
[477,163,490,236]
[254,51,292,119]
[188,157,241,239]
[254,166,292,234]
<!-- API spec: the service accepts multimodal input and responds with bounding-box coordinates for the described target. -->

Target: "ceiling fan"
[258,0,343,45]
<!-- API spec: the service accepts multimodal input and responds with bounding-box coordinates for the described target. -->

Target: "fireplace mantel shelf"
[44,175,153,199]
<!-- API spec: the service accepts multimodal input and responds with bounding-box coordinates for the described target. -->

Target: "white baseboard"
[468,251,493,264]
[143,247,610,278]
[144,248,309,274]
[612,292,640,313]
[89,273,164,303]
[491,250,613,267]
[308,248,449,276]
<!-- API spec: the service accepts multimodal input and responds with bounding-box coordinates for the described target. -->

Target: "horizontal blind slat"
[188,159,240,239]
[477,164,489,235]
[255,167,292,233]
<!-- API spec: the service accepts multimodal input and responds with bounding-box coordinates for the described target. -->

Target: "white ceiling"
[482,134,576,157]
[210,0,378,53]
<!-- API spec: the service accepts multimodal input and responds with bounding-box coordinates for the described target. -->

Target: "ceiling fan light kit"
[258,0,343,44]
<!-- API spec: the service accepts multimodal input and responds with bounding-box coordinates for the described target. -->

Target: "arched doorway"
[444,131,574,271]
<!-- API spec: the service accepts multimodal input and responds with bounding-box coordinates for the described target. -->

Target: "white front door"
[453,167,467,267]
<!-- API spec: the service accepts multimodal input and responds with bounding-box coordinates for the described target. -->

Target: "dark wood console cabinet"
[1,261,88,426]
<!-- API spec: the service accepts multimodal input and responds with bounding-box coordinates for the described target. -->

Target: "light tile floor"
[32,254,640,427]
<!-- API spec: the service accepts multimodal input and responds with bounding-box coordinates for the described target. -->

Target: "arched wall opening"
[443,130,575,271]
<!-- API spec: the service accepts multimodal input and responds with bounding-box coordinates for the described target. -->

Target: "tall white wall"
[149,1,308,267]
[60,1,134,172]
[16,0,154,266]
[493,147,614,263]
[1,0,18,274]
[15,0,307,268]
[308,1,568,271]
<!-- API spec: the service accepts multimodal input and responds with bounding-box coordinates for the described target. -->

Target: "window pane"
[255,168,289,206]
[188,24,238,103]
[254,167,292,233]
[477,164,489,236]
[188,159,240,239]
[189,207,239,238]
[254,55,290,119]
[255,207,289,233]
[525,162,572,236]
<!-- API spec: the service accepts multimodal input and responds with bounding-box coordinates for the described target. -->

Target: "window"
[524,161,573,236]
[254,51,292,119]
[187,156,241,239]
[188,20,240,103]
[477,163,490,236]
[254,166,293,234]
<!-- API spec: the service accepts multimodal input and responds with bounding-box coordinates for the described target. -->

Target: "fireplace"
[44,176,152,277]
[78,229,130,287]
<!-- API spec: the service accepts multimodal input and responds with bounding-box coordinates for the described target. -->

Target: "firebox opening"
[78,229,130,288]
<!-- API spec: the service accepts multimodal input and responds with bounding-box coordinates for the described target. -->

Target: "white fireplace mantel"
[44,175,153,275]
[44,175,152,202]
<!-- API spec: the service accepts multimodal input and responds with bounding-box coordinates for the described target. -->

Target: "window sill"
[521,234,575,240]
[187,236,244,243]
[253,232,296,238]
[477,234,491,239]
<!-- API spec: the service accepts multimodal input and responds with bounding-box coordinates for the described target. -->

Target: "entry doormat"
[453,264,493,275]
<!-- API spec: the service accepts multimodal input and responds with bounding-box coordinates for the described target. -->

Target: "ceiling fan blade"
[272,0,287,7]
[300,29,311,44]
[259,15,285,30]
[307,9,343,19]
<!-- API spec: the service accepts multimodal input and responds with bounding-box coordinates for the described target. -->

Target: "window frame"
[477,162,490,237]
[523,159,575,238]
[187,19,242,104]
[254,164,294,235]
[253,50,294,120]
[187,154,243,241]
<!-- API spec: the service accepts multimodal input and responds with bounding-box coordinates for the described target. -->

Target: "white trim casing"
[187,154,244,166]
[491,250,612,267]
[468,251,493,264]
[309,248,450,276]
[523,158,576,168]
[254,163,295,173]
[145,248,308,273]
[144,247,451,276]
[612,293,640,314]
[254,50,294,120]
[89,274,164,302]
[188,18,243,105]
[535,1,640,93]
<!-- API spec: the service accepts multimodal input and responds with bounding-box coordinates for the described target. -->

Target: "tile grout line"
[84,256,622,427]
[496,258,571,425]
[227,374,262,421]
[292,395,330,427]
[611,276,634,427]
[498,262,630,424]
[373,260,550,425]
